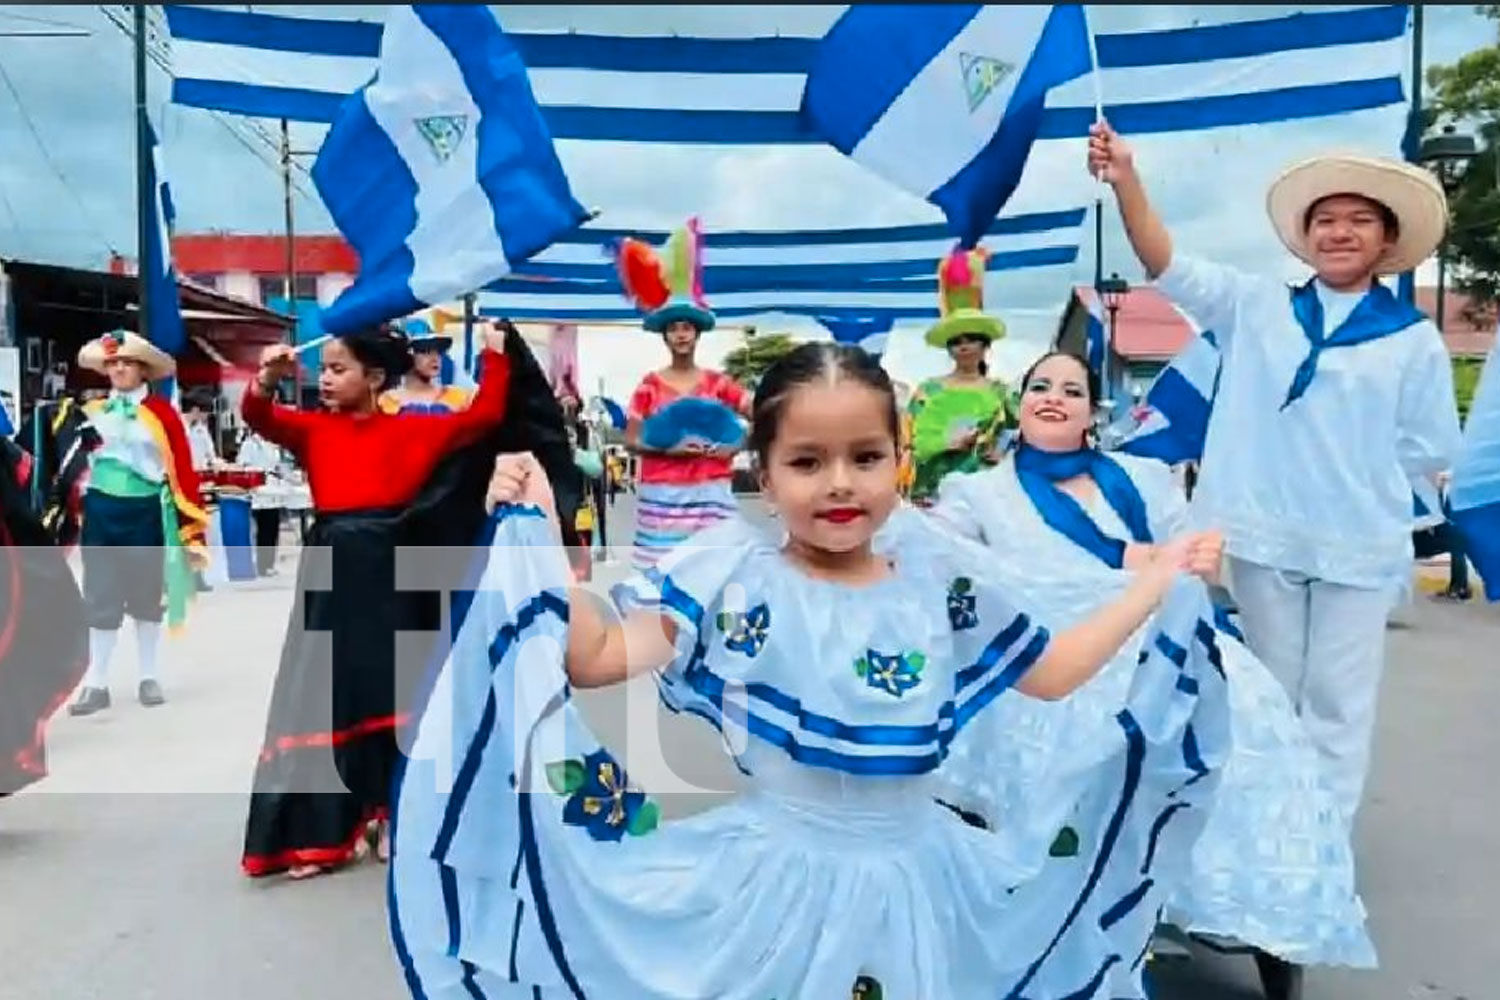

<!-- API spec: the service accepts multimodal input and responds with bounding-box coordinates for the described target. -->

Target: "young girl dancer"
[390,343,1240,998]
[240,323,511,880]
[928,349,1373,979]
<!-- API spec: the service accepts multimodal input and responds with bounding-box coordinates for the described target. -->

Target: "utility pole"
[281,118,297,343]
[133,4,151,347]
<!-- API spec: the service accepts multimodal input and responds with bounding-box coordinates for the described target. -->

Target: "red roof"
[171,233,359,276]
[1072,285,1194,361]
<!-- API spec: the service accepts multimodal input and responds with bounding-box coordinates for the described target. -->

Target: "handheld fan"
[640,397,745,452]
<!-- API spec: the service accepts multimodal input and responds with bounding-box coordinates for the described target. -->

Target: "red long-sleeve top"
[241,349,511,512]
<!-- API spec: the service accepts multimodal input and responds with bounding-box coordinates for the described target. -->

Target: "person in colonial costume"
[0,435,88,795]
[389,342,1238,999]
[926,349,1374,987]
[239,323,517,880]
[615,219,751,570]
[68,331,209,717]
[378,319,476,415]
[1090,121,1463,829]
[907,248,1017,504]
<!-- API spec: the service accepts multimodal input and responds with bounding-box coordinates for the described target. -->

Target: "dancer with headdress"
[67,331,209,717]
[615,219,750,570]
[907,250,1017,505]
[379,319,476,415]
[1090,121,1463,832]
[239,323,514,880]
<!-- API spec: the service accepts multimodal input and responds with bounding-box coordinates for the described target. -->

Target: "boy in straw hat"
[68,330,208,716]
[1088,120,1462,829]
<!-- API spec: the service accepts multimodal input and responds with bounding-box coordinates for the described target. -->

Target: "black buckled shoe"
[68,687,111,717]
[138,680,166,708]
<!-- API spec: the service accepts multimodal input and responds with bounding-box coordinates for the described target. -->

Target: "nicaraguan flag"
[1449,347,1500,600]
[801,5,1093,248]
[143,119,186,358]
[313,5,588,335]
[1114,332,1222,466]
[816,315,897,360]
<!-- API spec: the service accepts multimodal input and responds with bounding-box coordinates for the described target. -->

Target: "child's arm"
[486,450,682,689]
[1016,532,1220,701]
[564,589,679,690]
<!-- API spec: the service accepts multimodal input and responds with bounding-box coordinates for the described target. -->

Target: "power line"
[0,55,118,254]
[0,10,92,32]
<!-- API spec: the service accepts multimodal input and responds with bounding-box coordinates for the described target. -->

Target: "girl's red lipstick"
[819,508,863,524]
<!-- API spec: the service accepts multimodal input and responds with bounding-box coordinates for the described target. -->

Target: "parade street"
[1,497,1495,1000]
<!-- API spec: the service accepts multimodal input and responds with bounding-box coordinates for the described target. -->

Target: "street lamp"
[1096,271,1131,412]
[1418,124,1478,333]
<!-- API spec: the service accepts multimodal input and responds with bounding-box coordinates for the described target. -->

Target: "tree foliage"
[722,331,799,390]
[1425,8,1500,312]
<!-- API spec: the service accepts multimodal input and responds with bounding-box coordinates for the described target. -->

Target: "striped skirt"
[632,479,738,571]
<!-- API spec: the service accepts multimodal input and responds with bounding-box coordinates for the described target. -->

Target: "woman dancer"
[907,250,1016,504]
[390,342,1238,999]
[239,323,512,880]
[926,349,1374,979]
[619,221,750,570]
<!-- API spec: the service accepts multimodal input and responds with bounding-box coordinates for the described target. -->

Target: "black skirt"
[241,506,447,875]
[0,440,88,795]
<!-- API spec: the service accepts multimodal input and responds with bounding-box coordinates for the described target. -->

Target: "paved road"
[2,497,1495,999]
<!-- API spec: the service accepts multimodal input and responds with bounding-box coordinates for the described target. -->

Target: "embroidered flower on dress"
[947,577,978,631]
[717,602,771,657]
[548,748,660,842]
[855,650,925,698]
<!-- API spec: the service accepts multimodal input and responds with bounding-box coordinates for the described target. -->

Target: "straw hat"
[77,330,175,381]
[924,248,1006,349]
[1266,153,1448,276]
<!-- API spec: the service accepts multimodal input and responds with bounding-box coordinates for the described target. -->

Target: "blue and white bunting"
[801,5,1093,247]
[312,5,588,335]
[816,315,897,360]
[164,5,1412,143]
[1449,347,1500,600]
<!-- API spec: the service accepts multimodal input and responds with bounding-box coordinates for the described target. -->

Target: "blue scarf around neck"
[1013,444,1152,569]
[1282,278,1423,409]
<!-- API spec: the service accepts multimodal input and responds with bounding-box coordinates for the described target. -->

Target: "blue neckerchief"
[1013,445,1152,569]
[1015,444,1246,639]
[1283,278,1423,409]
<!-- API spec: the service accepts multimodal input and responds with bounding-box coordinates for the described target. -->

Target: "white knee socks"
[136,620,161,682]
[84,628,119,689]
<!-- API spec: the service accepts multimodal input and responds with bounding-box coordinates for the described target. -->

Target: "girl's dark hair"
[747,342,899,462]
[337,325,413,391]
[978,359,989,377]
[1015,350,1100,449]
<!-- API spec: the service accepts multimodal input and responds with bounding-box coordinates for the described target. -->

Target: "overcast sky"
[0,4,1489,397]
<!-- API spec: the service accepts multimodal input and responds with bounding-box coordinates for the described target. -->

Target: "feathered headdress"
[924,246,1006,349]
[609,218,716,333]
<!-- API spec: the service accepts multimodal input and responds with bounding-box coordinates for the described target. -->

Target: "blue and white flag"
[801,5,1093,248]
[816,314,897,360]
[313,5,588,335]
[143,119,186,359]
[1450,347,1500,600]
[1113,332,1222,466]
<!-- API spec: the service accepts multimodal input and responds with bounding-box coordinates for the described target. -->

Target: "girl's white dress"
[927,453,1376,967]
[390,503,1238,999]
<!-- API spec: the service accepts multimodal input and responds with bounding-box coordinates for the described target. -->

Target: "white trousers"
[1226,557,1392,829]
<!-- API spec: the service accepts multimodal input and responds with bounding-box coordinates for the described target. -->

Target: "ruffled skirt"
[389,508,1240,998]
